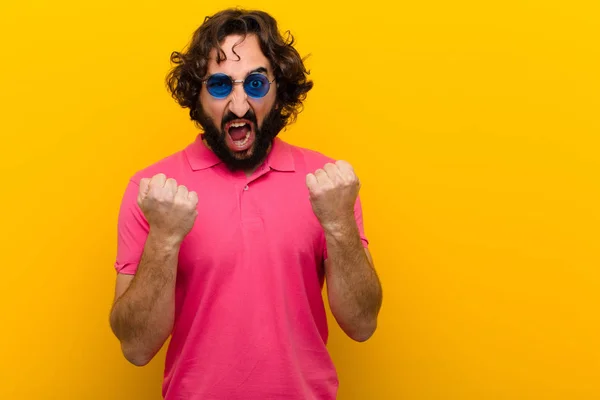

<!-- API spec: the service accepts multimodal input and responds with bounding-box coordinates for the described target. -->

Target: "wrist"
[147,228,184,250]
[322,216,358,238]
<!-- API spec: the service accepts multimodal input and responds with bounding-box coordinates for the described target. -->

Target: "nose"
[228,82,250,118]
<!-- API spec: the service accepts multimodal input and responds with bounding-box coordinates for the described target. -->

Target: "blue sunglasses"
[201,73,275,99]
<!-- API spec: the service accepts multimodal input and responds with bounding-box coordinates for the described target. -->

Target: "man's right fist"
[137,173,198,242]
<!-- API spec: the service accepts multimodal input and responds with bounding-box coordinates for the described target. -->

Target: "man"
[109,7,383,399]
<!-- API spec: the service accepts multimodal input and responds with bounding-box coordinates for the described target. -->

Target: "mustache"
[221,110,257,128]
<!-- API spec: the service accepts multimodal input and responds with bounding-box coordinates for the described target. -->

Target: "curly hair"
[166,8,313,131]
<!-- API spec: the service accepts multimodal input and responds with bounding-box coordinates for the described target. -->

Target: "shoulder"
[281,139,337,172]
[128,148,189,186]
[116,148,187,210]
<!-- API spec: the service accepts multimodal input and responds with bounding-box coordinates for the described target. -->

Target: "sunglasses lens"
[206,74,232,98]
[244,74,270,98]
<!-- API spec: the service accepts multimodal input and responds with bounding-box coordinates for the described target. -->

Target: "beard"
[194,104,285,172]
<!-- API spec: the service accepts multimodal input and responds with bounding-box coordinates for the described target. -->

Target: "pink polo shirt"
[114,134,369,399]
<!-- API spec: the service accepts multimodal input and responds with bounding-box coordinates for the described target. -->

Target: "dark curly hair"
[166,8,313,132]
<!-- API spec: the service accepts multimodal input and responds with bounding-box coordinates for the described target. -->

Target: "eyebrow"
[205,67,269,80]
[248,67,268,75]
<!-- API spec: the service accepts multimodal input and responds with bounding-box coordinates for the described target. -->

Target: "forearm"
[324,219,382,342]
[110,231,179,365]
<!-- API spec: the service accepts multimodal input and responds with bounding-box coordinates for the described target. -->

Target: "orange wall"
[1,0,599,399]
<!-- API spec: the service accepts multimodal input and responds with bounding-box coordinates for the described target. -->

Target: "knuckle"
[153,173,167,183]
[147,186,159,197]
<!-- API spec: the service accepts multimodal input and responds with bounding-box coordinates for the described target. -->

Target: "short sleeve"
[323,194,369,260]
[114,178,149,275]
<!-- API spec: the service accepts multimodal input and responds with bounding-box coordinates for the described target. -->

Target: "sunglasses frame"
[201,72,276,99]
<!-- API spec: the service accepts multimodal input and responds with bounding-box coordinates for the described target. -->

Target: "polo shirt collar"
[184,134,295,172]
[184,134,222,170]
[266,137,295,172]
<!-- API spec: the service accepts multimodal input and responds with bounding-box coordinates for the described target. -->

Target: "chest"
[176,170,326,278]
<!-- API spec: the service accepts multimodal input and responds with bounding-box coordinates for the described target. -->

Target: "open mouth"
[225,119,255,151]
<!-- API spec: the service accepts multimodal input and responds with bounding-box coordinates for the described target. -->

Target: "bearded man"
[109,7,383,400]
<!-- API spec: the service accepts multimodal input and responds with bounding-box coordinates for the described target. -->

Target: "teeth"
[233,131,251,147]
[230,122,247,128]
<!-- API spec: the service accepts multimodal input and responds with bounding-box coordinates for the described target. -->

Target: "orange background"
[1,0,599,398]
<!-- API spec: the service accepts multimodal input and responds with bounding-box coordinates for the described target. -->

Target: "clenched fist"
[137,173,198,242]
[306,160,361,233]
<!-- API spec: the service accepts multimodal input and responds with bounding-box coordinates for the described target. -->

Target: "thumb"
[306,173,319,196]
[137,178,150,206]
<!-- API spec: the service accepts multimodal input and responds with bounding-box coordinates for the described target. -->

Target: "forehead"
[207,34,271,76]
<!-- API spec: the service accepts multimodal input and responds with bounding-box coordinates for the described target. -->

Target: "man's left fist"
[306,160,361,232]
